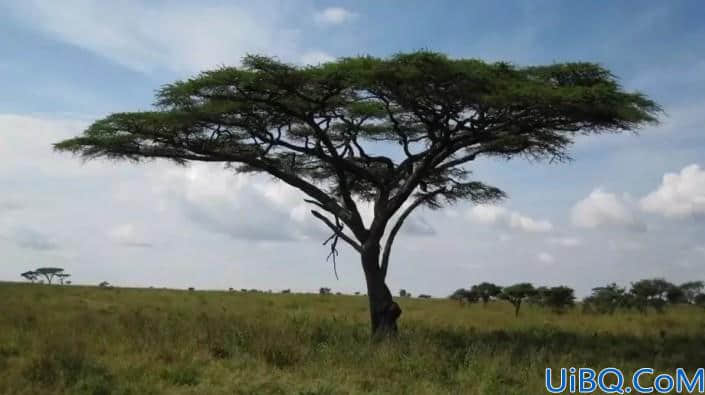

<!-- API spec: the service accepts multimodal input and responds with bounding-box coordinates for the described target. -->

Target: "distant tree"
[527,286,550,306]
[20,271,38,283]
[319,287,331,295]
[585,283,627,314]
[281,289,291,294]
[228,287,234,292]
[470,282,502,306]
[630,279,673,313]
[542,286,575,313]
[34,267,64,285]
[666,285,687,305]
[240,288,248,292]
[695,293,705,308]
[354,292,361,295]
[499,283,536,317]
[56,273,71,285]
[418,294,432,299]
[56,52,659,337]
[449,288,478,304]
[99,281,110,288]
[679,281,705,304]
[65,281,72,285]
[399,289,411,297]
[188,287,195,292]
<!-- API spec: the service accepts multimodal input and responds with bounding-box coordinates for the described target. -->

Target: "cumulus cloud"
[640,164,705,218]
[314,7,356,25]
[155,163,328,242]
[467,204,553,233]
[299,51,335,65]
[571,189,645,231]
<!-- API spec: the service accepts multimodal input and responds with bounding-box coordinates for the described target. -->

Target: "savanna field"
[1,283,704,395]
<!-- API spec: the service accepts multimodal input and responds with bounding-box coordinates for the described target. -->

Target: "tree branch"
[380,188,445,278]
[310,210,362,252]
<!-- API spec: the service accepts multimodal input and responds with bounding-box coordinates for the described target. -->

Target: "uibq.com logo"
[545,367,704,394]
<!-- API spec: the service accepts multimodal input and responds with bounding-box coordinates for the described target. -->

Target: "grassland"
[1,282,704,394]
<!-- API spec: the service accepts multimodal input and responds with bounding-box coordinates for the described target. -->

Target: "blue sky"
[1,1,704,296]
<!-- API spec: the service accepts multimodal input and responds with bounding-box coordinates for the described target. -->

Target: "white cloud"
[537,252,555,264]
[467,204,553,233]
[571,189,645,231]
[300,51,335,66]
[155,163,328,242]
[314,7,356,25]
[640,164,705,218]
[507,212,553,233]
[5,1,310,73]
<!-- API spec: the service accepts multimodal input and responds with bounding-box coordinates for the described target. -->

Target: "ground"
[1,282,703,394]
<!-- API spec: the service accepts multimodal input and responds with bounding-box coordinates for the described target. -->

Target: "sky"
[1,1,704,297]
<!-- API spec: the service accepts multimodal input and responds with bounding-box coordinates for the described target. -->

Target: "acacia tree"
[679,281,704,304]
[34,267,65,285]
[499,283,536,317]
[449,288,478,304]
[57,273,71,285]
[630,279,673,313]
[55,52,659,336]
[470,282,502,306]
[542,286,575,313]
[20,271,38,283]
[585,283,627,314]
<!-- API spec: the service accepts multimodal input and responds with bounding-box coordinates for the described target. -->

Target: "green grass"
[1,282,704,394]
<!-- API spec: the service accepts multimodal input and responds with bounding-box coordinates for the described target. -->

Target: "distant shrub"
[418,294,431,299]
[281,289,291,294]
[188,287,195,292]
[319,287,331,295]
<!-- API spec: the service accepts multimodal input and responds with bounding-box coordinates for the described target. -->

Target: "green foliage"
[55,52,659,211]
[584,283,628,314]
[541,286,576,314]
[470,282,502,305]
[499,283,536,317]
[449,288,479,304]
[630,278,674,313]
[679,281,704,304]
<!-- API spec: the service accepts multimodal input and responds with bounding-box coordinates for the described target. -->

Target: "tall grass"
[1,282,703,394]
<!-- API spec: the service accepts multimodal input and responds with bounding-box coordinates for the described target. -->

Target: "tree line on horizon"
[450,279,705,316]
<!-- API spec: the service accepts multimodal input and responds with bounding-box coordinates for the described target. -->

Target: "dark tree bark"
[361,244,401,338]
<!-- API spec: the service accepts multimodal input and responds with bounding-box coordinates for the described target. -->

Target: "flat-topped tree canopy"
[34,267,64,284]
[55,51,660,336]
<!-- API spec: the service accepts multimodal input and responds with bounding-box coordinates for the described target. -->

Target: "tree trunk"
[361,245,401,338]
[514,302,521,317]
